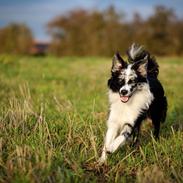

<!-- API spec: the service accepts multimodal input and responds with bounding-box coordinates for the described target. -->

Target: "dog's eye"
[128,79,133,84]
[119,79,125,85]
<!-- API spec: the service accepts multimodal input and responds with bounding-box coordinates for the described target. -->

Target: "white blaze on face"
[119,64,137,98]
[125,65,133,82]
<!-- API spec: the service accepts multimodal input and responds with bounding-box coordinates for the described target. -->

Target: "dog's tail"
[127,43,159,78]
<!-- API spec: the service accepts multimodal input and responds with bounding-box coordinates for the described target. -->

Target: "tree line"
[0,23,33,54]
[48,6,183,56]
[0,5,183,56]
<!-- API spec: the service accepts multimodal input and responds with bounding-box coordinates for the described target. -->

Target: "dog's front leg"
[99,126,118,163]
[109,123,133,153]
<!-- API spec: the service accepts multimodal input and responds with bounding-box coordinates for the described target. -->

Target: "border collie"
[99,43,167,163]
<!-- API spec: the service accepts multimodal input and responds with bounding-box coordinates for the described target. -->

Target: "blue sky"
[0,0,183,41]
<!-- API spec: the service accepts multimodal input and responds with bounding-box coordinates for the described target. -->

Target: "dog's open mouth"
[120,96,129,103]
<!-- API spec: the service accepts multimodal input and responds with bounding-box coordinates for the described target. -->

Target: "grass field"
[0,55,183,183]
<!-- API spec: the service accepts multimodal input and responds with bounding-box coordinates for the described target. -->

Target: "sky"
[0,0,183,41]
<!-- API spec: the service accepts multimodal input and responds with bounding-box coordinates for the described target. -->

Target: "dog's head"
[108,52,148,103]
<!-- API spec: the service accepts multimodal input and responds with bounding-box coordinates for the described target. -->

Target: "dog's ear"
[132,55,148,77]
[112,52,126,72]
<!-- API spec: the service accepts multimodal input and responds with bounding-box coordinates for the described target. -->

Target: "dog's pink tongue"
[120,96,129,103]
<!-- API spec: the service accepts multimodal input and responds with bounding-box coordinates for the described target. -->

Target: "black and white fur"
[99,43,167,163]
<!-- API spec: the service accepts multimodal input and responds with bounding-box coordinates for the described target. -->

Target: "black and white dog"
[99,43,167,163]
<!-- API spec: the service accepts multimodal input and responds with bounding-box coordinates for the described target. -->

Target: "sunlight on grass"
[0,56,183,182]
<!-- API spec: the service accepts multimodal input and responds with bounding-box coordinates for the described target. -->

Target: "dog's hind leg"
[151,107,164,139]
[152,120,160,139]
[150,96,167,140]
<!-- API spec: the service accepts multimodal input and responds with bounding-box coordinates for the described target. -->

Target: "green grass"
[0,55,183,183]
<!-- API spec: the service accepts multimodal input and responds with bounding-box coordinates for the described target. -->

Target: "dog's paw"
[97,156,107,165]
[98,157,106,165]
[98,153,107,165]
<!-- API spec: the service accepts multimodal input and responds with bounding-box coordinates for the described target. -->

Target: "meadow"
[0,55,183,183]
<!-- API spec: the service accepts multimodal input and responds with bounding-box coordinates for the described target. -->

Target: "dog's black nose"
[120,89,128,95]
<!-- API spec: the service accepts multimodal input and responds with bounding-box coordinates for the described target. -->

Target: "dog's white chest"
[108,85,154,127]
